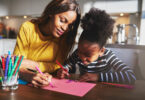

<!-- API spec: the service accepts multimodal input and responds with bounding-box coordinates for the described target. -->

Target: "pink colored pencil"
[35,66,54,87]
[35,66,43,75]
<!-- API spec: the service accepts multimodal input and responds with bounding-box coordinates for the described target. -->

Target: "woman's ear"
[99,47,105,57]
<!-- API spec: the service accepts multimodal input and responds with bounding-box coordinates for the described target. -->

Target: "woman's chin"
[54,32,62,38]
[54,33,61,38]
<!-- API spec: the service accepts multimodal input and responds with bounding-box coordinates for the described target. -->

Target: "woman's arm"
[13,22,52,87]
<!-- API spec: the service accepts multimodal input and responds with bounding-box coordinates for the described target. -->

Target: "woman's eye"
[60,18,66,23]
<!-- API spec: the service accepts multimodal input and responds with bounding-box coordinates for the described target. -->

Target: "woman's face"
[48,11,77,38]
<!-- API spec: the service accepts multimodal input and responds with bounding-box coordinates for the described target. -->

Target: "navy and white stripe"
[64,49,136,84]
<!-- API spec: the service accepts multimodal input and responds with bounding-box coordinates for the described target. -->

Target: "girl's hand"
[57,68,69,79]
[31,73,52,88]
[79,73,99,82]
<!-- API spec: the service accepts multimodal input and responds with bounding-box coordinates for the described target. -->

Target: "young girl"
[57,8,136,84]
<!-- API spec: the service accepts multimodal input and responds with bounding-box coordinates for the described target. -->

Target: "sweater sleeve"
[98,50,136,84]
[13,22,61,73]
[13,22,30,57]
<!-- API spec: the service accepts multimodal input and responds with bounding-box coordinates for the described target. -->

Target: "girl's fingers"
[57,69,70,79]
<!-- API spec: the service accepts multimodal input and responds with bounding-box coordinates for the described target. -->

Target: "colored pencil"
[0,52,24,84]
[4,55,10,80]
[8,58,12,76]
[1,56,5,70]
[0,63,4,82]
[56,60,70,77]
[13,56,23,76]
[101,82,134,89]
[14,56,23,76]
[35,66,54,87]
[27,68,37,73]
[8,56,19,81]
[35,66,43,75]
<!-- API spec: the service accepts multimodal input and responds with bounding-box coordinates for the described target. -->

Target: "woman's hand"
[31,73,52,88]
[79,73,99,82]
[18,58,53,88]
[57,68,69,79]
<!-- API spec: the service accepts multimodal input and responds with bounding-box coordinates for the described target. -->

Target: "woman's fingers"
[32,80,42,88]
[32,73,49,87]
[43,73,52,82]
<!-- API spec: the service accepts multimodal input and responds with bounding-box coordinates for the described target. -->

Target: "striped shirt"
[64,49,136,84]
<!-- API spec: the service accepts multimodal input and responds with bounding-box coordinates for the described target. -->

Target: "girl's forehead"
[78,41,100,51]
[79,40,99,47]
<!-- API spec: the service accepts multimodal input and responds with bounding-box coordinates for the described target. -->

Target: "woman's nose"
[61,24,68,31]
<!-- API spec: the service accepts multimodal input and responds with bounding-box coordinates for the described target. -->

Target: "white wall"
[0,0,138,16]
[0,0,10,16]
[0,39,16,56]
[0,0,51,16]
[139,0,145,45]
[9,0,51,16]
[78,0,138,15]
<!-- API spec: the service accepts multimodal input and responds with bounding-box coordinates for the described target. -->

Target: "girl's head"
[78,8,115,65]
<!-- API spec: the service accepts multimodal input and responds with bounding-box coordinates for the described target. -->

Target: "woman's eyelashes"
[60,16,67,23]
[59,16,73,30]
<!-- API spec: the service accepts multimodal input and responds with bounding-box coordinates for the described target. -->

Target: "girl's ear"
[99,47,105,57]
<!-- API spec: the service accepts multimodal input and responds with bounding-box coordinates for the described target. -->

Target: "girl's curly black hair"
[79,7,115,49]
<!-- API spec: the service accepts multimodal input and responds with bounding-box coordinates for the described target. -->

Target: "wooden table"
[0,79,145,100]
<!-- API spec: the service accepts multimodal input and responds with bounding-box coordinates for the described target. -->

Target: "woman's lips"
[57,29,64,36]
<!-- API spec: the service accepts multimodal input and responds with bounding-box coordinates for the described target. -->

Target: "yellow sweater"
[13,21,67,73]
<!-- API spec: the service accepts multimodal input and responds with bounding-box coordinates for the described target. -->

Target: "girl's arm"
[98,50,136,84]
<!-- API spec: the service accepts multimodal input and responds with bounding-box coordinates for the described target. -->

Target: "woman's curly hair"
[79,7,115,48]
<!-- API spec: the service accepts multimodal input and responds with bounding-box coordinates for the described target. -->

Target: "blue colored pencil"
[4,55,10,80]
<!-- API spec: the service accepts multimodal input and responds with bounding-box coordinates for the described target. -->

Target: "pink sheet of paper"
[42,78,96,97]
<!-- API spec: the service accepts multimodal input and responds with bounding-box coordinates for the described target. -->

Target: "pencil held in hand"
[35,66,43,75]
[35,66,53,87]
[56,60,70,77]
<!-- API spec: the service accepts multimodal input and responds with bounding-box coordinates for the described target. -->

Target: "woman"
[13,0,81,87]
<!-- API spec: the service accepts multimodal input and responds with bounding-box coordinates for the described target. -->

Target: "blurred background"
[0,0,145,80]
[0,0,145,45]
